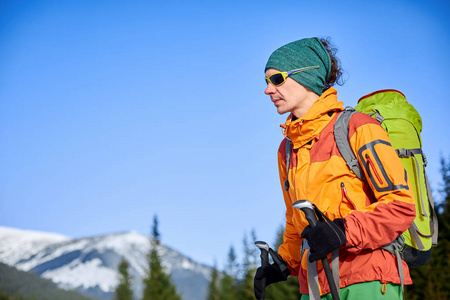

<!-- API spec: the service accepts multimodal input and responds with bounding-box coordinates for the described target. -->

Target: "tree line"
[404,156,450,299]
[113,215,181,300]
[0,214,182,300]
[205,156,450,300]
[112,156,450,300]
[0,263,94,300]
[206,229,299,300]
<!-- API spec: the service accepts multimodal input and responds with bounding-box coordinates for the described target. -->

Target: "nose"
[265,82,276,95]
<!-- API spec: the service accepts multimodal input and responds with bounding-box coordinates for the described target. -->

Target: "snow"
[0,226,213,299]
[181,258,196,269]
[0,226,70,266]
[43,258,118,291]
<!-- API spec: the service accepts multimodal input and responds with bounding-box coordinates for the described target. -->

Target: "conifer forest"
[1,157,449,300]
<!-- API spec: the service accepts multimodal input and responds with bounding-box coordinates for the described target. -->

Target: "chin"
[277,108,288,115]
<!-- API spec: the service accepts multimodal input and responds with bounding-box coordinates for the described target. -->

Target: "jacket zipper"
[365,154,384,184]
[339,182,357,218]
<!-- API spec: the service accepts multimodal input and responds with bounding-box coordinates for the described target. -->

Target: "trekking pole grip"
[292,200,318,227]
[254,241,270,300]
[292,200,340,300]
[255,241,270,267]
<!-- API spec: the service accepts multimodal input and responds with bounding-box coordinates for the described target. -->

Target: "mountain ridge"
[0,226,212,300]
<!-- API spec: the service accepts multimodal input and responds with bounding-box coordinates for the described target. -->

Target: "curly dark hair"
[320,37,345,91]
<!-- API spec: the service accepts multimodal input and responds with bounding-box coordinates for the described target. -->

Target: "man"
[254,37,415,299]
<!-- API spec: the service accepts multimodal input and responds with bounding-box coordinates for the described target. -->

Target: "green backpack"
[334,89,438,268]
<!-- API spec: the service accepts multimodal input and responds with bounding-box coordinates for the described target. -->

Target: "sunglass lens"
[270,74,284,86]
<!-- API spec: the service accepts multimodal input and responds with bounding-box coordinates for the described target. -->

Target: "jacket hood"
[282,88,344,149]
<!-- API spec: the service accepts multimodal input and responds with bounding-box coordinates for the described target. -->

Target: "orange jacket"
[277,88,416,295]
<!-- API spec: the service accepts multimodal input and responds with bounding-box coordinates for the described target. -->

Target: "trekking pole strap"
[302,240,340,299]
[306,251,321,300]
[331,249,340,293]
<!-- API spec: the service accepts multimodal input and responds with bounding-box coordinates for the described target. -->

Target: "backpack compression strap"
[397,148,439,249]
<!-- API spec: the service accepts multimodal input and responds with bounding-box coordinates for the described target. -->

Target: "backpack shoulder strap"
[334,107,365,181]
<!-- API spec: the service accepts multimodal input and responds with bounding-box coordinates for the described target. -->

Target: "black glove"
[254,261,289,299]
[301,218,347,262]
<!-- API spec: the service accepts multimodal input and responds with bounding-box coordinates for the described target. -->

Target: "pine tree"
[224,245,239,279]
[142,215,181,300]
[113,258,133,300]
[405,155,450,300]
[219,246,237,300]
[438,155,450,242]
[242,230,258,273]
[206,263,219,300]
[0,289,11,300]
[236,230,258,300]
[264,225,300,300]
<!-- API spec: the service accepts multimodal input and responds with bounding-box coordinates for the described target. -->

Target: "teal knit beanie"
[265,37,331,96]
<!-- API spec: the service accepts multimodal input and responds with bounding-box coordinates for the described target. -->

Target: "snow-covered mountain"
[0,226,212,300]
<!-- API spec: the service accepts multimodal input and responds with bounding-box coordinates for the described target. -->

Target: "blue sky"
[1,0,449,270]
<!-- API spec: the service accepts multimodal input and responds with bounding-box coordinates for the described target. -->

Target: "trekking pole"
[267,247,288,273]
[254,241,270,300]
[293,200,340,300]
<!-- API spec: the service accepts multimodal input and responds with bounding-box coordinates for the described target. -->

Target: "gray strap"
[425,171,439,246]
[303,241,340,299]
[284,139,291,191]
[382,237,405,299]
[331,249,340,293]
[301,239,309,259]
[334,108,365,180]
[422,151,429,167]
[396,148,427,217]
[395,148,422,158]
[408,222,426,250]
[395,147,427,250]
[369,111,385,124]
[413,154,427,217]
[306,251,321,300]
[397,148,439,248]
[393,246,405,298]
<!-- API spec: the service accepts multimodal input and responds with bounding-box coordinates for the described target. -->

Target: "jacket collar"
[282,88,344,149]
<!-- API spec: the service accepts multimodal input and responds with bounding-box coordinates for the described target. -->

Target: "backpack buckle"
[374,111,385,124]
[422,152,428,167]
[396,149,413,158]
[347,158,359,169]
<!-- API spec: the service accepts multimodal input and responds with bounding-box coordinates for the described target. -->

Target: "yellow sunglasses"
[265,66,320,87]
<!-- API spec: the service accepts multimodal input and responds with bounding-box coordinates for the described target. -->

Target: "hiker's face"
[264,68,316,118]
